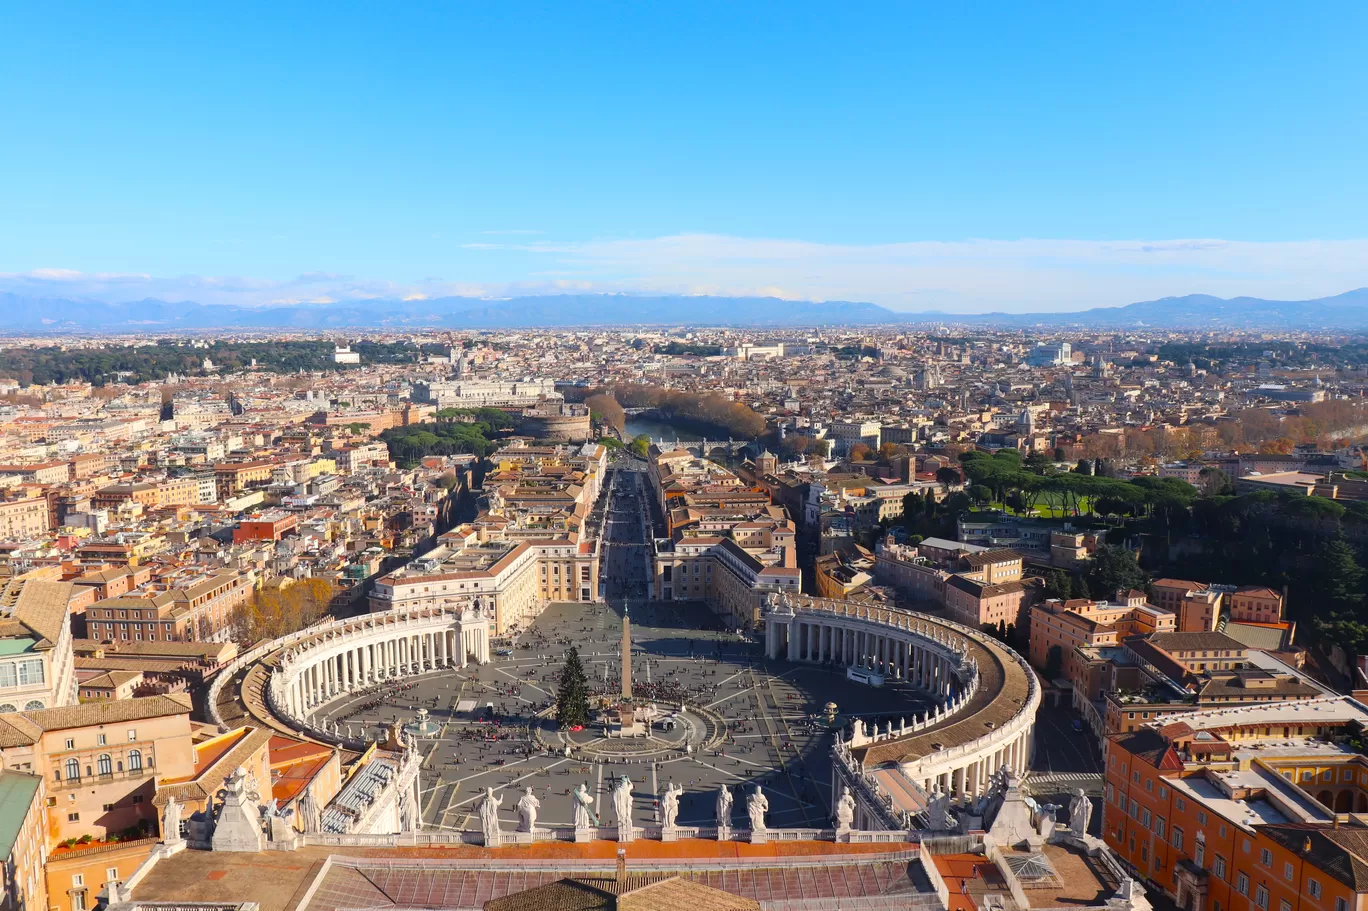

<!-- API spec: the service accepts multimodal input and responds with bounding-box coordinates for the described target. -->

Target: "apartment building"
[1029,592,1176,680]
[1104,698,1368,911]
[0,694,196,844]
[370,442,607,635]
[1151,579,1225,633]
[0,495,50,540]
[85,571,253,644]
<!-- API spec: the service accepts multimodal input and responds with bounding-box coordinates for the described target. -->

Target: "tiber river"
[624,415,750,443]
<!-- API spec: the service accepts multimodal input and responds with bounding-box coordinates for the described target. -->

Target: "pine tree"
[555,646,591,728]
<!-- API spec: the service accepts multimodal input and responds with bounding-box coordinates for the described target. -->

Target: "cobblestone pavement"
[318,600,933,832]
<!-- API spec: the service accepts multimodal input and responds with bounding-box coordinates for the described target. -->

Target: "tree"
[629,434,651,458]
[901,491,922,529]
[1086,544,1147,600]
[555,646,591,728]
[1043,568,1072,600]
[233,578,334,643]
[935,466,961,491]
[1075,458,1094,476]
[1045,645,1064,681]
[849,442,873,462]
[584,393,626,435]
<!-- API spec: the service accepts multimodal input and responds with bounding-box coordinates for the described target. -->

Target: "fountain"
[405,707,442,738]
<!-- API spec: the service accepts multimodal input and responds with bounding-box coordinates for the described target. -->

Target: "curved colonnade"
[764,596,1038,831]
[209,595,1037,837]
[209,603,490,748]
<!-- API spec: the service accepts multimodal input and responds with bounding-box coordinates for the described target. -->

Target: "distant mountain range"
[0,288,1365,332]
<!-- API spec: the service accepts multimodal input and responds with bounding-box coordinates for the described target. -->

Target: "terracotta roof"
[484,874,761,911]
[155,725,273,806]
[1148,631,1247,652]
[11,579,73,647]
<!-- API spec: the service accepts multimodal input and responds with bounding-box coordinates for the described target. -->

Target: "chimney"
[616,848,627,885]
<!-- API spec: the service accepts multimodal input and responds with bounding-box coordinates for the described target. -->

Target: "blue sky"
[1,3,1365,312]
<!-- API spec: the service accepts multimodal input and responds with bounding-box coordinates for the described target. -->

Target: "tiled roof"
[12,692,192,740]
[11,579,73,647]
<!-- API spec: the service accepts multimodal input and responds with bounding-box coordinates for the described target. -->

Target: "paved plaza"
[317,599,934,834]
[316,460,933,834]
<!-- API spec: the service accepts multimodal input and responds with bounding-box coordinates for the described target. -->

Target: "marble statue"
[926,790,954,831]
[835,786,856,832]
[1069,788,1093,837]
[479,787,503,847]
[161,796,183,844]
[661,782,683,830]
[716,785,734,833]
[1037,803,1057,838]
[517,786,540,833]
[573,782,596,831]
[612,775,634,841]
[747,786,769,832]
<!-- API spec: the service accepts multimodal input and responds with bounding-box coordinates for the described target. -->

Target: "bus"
[846,667,885,687]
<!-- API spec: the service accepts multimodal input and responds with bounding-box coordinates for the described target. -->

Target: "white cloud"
[2,234,1367,312]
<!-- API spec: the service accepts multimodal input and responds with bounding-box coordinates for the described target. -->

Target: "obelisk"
[621,607,632,701]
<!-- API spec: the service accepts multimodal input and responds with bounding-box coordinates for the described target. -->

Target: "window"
[1336,900,1349,911]
[1261,848,1274,866]
[1285,863,1295,882]
[102,803,114,812]
[1195,843,1205,868]
[1236,874,1249,896]
[1141,809,1151,827]
[64,738,74,750]
[64,758,79,781]
[1173,828,1184,851]
[1197,811,1208,825]
[1156,818,1166,839]
[67,812,79,822]
[1146,779,1154,793]
[97,733,107,746]
[128,729,137,741]
[1176,797,1187,811]
[1309,879,1321,899]
[1255,885,1269,910]
[128,749,142,772]
[1281,902,1292,911]
[22,700,42,711]
[17,659,43,686]
[72,874,84,887]
[97,754,112,776]
[1214,856,1227,879]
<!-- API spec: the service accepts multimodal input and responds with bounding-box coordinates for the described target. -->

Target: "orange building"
[232,511,298,544]
[1104,699,1368,911]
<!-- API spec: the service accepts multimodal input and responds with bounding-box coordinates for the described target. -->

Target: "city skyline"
[2,3,1366,312]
